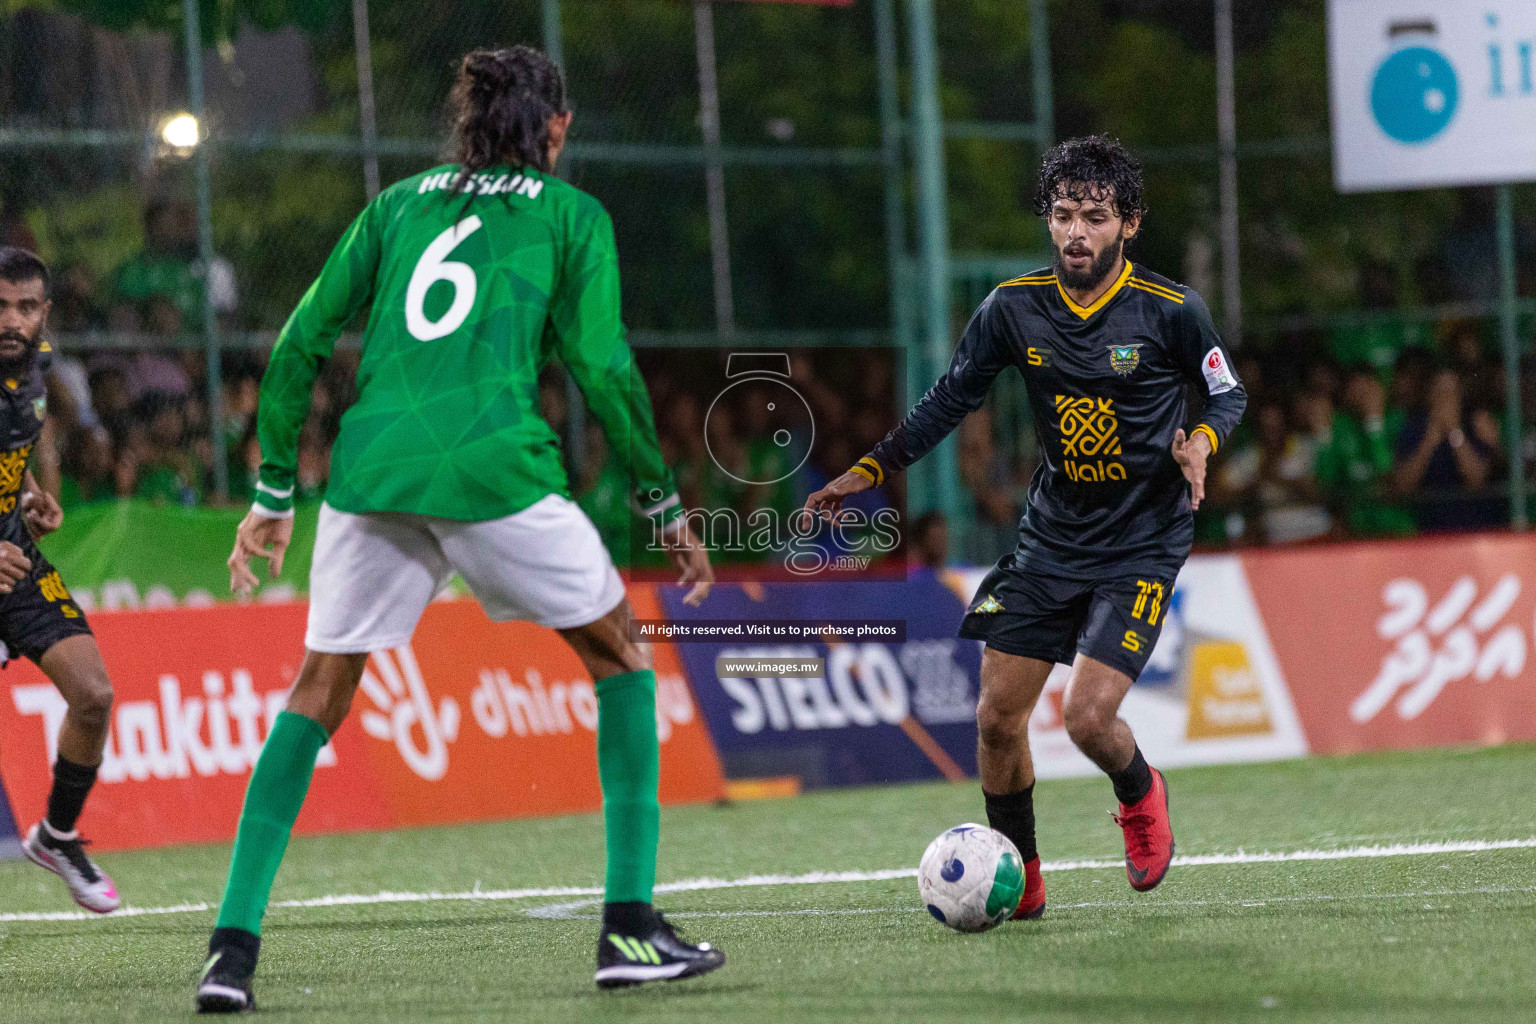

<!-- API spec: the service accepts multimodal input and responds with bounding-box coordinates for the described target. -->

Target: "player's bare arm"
[0,537,31,594]
[803,468,874,523]
[1170,428,1214,510]
[228,509,293,596]
[664,519,714,607]
[21,468,62,539]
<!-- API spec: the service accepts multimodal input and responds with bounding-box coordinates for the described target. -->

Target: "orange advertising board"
[0,587,724,851]
[1243,533,1536,755]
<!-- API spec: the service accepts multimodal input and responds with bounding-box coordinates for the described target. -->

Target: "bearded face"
[1053,230,1125,291]
[0,276,47,377]
[1046,186,1137,293]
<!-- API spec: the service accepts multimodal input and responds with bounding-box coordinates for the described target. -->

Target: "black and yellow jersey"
[0,344,49,547]
[856,260,1246,577]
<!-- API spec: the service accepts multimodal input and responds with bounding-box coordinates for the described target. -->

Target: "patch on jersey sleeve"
[1202,347,1238,395]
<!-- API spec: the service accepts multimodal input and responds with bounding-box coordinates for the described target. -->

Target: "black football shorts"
[0,543,93,666]
[958,551,1177,680]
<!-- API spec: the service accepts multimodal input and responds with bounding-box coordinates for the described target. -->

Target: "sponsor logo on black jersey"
[0,443,31,514]
[1055,395,1126,482]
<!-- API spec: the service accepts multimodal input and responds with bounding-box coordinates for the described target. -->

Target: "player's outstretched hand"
[0,541,32,594]
[1171,428,1212,510]
[802,470,874,526]
[228,510,294,597]
[21,489,62,540]
[665,519,714,607]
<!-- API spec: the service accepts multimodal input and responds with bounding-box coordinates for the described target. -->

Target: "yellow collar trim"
[1055,259,1134,320]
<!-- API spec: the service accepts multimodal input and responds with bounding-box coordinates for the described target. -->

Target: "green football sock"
[596,669,661,904]
[215,710,329,934]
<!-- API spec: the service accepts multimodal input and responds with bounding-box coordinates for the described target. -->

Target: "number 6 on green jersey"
[405,215,482,341]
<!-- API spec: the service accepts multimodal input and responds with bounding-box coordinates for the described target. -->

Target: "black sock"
[1109,745,1153,806]
[209,926,261,970]
[983,785,1038,862]
[46,756,98,835]
[602,901,655,934]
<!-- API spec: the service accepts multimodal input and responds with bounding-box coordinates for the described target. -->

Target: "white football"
[917,823,1025,933]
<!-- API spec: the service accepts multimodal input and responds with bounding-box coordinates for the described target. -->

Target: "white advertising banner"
[1328,0,1536,191]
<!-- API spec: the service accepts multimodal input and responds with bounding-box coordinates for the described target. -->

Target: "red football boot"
[1113,767,1175,892]
[1011,856,1046,920]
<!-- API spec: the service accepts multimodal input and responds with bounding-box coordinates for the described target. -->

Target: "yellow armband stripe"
[1192,424,1220,453]
[853,456,885,485]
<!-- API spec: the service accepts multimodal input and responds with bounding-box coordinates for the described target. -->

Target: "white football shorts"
[305,494,627,653]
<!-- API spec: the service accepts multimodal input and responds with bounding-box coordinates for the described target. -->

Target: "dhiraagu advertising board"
[1328,0,1536,191]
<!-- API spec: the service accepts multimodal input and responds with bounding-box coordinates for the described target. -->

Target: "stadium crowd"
[956,322,1512,553]
[8,207,1519,555]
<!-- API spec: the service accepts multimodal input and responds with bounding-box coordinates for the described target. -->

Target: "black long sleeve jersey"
[855,261,1246,577]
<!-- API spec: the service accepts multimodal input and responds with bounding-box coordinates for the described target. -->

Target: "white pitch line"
[0,901,212,923]
[595,883,1536,922]
[1036,836,1536,874]
[2,837,1533,925]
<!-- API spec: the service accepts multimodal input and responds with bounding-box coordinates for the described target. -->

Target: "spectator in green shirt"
[116,392,202,506]
[109,199,237,331]
[1316,368,1416,538]
[1329,259,1429,376]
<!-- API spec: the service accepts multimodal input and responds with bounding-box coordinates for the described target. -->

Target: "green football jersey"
[253,164,680,529]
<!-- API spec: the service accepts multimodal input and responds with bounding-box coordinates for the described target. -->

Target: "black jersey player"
[805,137,1246,917]
[0,248,119,912]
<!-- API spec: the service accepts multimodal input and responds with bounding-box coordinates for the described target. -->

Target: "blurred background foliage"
[0,0,1527,338]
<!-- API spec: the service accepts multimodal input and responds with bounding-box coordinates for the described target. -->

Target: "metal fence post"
[873,0,914,391]
[353,0,381,201]
[694,0,735,337]
[1215,0,1242,347]
[1497,183,1526,530]
[1029,0,1053,147]
[182,0,228,501]
[542,0,565,67]
[905,0,958,524]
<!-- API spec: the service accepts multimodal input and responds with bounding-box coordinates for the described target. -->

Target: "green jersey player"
[196,46,722,1012]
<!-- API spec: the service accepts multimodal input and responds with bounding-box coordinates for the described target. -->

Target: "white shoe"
[22,822,120,914]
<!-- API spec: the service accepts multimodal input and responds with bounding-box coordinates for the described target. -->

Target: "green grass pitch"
[2,743,1535,1022]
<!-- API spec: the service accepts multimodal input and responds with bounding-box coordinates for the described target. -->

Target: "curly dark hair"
[448,44,568,190]
[0,246,50,298]
[1031,135,1147,223]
